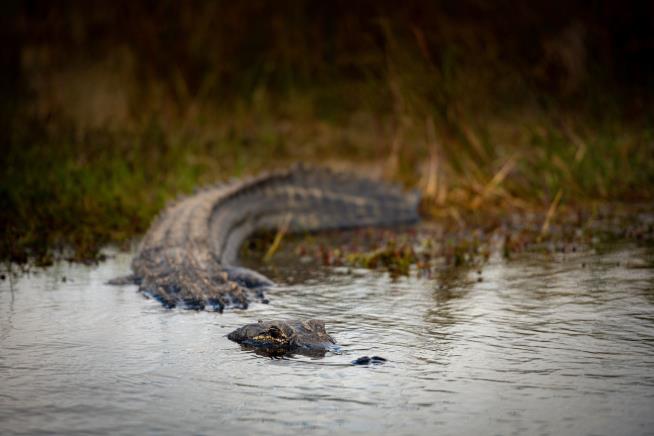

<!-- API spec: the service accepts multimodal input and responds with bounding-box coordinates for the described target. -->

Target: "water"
[1,243,654,435]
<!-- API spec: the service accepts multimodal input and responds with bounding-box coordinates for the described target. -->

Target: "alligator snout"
[351,356,387,366]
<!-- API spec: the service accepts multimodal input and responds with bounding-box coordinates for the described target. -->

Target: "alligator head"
[227,319,337,356]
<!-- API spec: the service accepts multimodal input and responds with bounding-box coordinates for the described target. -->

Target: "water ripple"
[1,244,653,435]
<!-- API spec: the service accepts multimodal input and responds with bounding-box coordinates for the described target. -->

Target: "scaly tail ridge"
[130,165,419,310]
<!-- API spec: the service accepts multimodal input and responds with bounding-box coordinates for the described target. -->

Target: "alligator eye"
[268,326,283,339]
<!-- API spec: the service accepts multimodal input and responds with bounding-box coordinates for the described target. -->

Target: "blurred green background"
[2,1,653,263]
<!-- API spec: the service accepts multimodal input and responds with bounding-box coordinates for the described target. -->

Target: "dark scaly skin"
[126,164,419,311]
[116,164,418,354]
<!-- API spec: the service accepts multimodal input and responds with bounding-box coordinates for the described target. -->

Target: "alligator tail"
[130,164,420,310]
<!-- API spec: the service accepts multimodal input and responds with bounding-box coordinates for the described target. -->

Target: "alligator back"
[131,164,419,311]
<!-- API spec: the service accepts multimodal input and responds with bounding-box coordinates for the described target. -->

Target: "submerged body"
[129,164,419,311]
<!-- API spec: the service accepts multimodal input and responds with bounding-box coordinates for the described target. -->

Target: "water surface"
[1,243,653,435]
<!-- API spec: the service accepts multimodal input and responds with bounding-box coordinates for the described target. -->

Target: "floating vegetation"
[346,240,417,277]
[241,204,654,278]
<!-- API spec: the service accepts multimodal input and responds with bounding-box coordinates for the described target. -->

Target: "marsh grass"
[3,2,654,264]
[3,90,652,266]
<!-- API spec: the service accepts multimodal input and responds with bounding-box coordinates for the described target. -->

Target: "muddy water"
[1,243,653,435]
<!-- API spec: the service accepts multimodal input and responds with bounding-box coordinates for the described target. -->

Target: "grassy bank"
[2,2,654,264]
[3,101,652,265]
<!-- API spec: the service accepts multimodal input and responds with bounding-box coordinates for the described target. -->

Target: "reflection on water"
[1,243,653,435]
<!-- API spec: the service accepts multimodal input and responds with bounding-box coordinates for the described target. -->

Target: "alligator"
[116,164,419,354]
[227,319,338,357]
[227,319,389,363]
